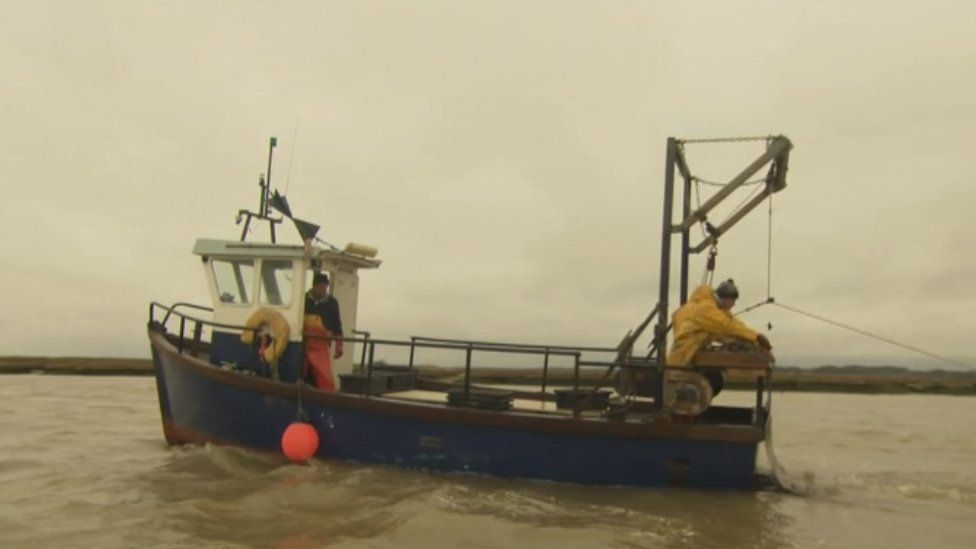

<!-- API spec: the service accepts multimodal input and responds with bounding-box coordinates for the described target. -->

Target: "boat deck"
[378,387,622,416]
[368,386,759,427]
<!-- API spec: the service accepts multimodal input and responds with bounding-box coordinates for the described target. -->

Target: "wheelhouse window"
[259,260,294,307]
[211,259,255,305]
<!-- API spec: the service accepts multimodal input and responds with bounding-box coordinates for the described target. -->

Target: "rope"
[314,236,343,253]
[295,343,310,422]
[295,380,309,421]
[772,301,974,371]
[735,297,775,316]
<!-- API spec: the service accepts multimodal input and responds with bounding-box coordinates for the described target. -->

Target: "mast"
[265,137,277,242]
[651,138,679,408]
[236,136,283,243]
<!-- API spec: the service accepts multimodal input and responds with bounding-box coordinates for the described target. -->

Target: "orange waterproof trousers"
[303,325,335,391]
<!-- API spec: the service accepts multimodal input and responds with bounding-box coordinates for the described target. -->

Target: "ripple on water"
[3,377,976,548]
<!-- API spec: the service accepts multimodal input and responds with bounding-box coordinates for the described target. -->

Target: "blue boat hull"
[150,330,762,489]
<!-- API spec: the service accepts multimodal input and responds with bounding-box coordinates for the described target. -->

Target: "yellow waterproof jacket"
[666,285,759,367]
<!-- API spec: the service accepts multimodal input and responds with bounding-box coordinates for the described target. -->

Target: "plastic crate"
[339,373,391,395]
[446,386,513,411]
[372,366,418,391]
[553,389,611,411]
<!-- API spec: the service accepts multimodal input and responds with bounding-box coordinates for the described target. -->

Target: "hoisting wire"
[753,192,777,331]
[729,169,777,315]
[771,301,974,371]
[692,179,717,286]
[703,178,766,289]
[691,143,776,313]
[701,242,718,286]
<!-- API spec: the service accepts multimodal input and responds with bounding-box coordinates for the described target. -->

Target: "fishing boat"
[148,135,793,489]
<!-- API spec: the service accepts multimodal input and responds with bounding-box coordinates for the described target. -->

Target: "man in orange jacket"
[666,279,772,367]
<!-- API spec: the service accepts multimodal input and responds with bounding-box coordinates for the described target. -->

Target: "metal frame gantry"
[650,135,793,406]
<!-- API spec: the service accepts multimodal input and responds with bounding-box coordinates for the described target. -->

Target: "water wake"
[763,416,813,496]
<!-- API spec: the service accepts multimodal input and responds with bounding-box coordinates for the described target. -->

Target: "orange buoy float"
[281,421,319,463]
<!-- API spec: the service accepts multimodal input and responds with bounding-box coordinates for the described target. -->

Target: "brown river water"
[1,374,974,548]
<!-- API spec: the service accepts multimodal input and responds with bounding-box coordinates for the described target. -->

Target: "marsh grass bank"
[2,357,973,394]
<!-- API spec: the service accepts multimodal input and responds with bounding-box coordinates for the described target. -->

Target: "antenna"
[235,136,324,244]
[236,136,283,243]
[264,136,277,216]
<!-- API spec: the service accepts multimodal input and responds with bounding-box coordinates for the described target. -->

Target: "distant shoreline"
[2,356,974,395]
[0,357,154,376]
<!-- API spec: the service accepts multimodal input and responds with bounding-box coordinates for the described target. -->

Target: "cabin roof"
[193,238,381,269]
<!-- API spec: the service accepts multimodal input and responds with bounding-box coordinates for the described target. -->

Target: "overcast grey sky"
[2,1,974,369]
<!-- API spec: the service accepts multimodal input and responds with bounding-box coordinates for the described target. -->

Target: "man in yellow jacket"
[666,279,772,367]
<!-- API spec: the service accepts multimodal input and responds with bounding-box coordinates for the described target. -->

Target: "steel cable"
[772,301,973,371]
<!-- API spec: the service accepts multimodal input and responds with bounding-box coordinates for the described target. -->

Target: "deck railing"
[148,301,665,415]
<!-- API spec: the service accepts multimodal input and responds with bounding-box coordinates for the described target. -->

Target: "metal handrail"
[150,301,257,333]
[148,302,660,414]
[152,303,584,358]
[353,330,370,370]
[160,302,214,326]
[412,335,617,354]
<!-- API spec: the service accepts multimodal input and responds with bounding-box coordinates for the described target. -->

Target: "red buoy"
[281,421,319,463]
